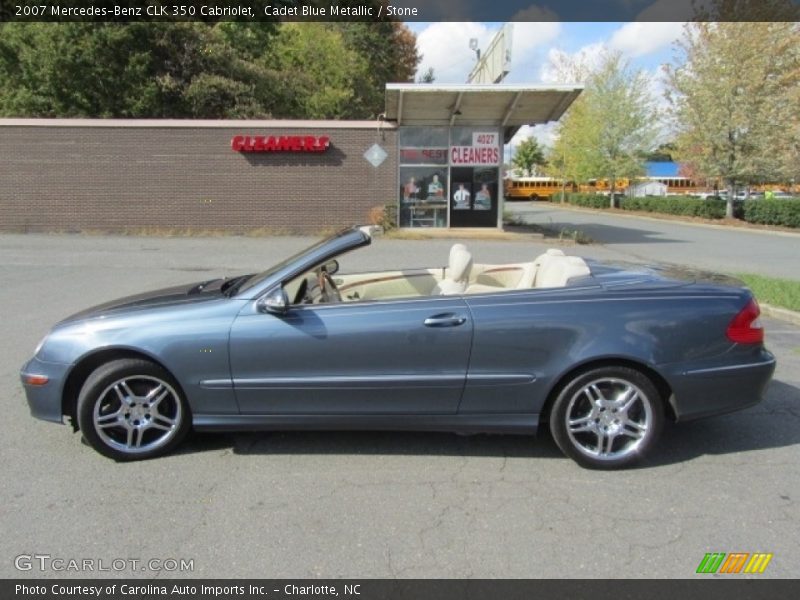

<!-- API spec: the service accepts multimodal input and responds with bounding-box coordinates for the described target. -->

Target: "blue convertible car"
[21,227,775,468]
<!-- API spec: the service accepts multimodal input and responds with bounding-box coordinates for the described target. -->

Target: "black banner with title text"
[1,0,799,23]
[4,579,800,600]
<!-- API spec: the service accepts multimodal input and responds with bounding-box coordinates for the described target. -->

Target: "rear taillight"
[726,298,764,344]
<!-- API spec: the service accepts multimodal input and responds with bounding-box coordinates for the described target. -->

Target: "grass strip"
[736,273,800,312]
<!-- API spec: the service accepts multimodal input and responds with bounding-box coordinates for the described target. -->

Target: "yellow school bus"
[504,177,576,201]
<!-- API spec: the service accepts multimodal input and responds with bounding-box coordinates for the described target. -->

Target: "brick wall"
[0,122,398,234]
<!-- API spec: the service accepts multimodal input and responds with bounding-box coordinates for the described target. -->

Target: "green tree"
[642,143,676,162]
[549,98,597,185]
[693,0,798,20]
[417,67,435,83]
[666,21,800,217]
[265,23,368,119]
[0,23,158,117]
[0,23,278,118]
[511,137,546,175]
[334,21,420,118]
[551,52,659,207]
[0,21,419,120]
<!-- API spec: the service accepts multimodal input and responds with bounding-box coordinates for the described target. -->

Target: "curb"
[761,303,800,327]
[384,228,546,242]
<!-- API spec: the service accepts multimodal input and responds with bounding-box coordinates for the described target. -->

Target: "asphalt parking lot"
[2,233,799,578]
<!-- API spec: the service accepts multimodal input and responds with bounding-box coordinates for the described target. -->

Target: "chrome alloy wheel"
[565,377,652,462]
[93,376,183,454]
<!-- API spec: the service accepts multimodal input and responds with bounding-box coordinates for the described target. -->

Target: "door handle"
[424,314,467,327]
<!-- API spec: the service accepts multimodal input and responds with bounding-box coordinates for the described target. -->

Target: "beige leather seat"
[534,254,591,288]
[504,249,565,290]
[432,244,473,295]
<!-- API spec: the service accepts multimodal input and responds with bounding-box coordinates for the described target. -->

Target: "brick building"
[0,84,581,234]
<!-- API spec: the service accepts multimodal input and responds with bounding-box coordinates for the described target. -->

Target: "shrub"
[550,193,611,209]
[551,192,800,227]
[367,206,384,226]
[552,193,750,220]
[621,196,728,219]
[743,198,800,228]
[369,203,398,231]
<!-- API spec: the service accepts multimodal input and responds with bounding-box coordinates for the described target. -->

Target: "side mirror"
[323,259,339,276]
[257,286,289,315]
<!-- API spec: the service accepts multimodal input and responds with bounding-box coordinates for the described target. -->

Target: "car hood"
[57,278,231,326]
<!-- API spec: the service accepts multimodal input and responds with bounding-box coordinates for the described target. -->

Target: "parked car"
[695,191,724,200]
[20,227,775,468]
[720,189,760,200]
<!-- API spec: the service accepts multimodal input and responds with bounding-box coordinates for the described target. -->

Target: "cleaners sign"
[450,131,500,166]
[231,135,330,153]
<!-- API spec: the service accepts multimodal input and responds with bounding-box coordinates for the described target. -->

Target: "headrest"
[450,243,468,259]
[534,248,565,264]
[535,254,591,288]
[448,244,473,282]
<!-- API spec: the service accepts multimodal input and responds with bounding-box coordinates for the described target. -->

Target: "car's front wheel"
[77,359,190,461]
[549,366,664,469]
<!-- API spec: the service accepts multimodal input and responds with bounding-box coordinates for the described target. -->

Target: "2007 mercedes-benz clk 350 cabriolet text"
[21,227,776,468]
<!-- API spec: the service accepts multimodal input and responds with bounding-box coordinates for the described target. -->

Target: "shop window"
[399,127,449,149]
[449,127,475,146]
[398,126,500,229]
[399,167,448,228]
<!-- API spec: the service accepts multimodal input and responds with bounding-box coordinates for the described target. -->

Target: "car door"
[458,286,601,415]
[228,295,473,414]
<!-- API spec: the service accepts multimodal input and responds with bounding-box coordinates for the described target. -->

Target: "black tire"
[549,366,664,469]
[77,358,191,461]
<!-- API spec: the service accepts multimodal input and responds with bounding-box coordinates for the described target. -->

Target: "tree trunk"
[725,179,734,219]
[609,179,616,209]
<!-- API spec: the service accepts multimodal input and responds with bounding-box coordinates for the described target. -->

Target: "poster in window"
[452,182,472,210]
[402,176,420,203]
[473,183,492,210]
[427,174,445,199]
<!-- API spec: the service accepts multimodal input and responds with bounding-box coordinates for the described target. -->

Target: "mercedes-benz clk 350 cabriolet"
[21,227,775,468]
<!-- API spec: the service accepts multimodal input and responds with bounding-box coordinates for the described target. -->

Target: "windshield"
[234,229,358,296]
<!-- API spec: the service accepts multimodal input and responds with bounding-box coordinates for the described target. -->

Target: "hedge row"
[552,193,611,209]
[743,199,800,228]
[623,196,733,219]
[550,194,800,228]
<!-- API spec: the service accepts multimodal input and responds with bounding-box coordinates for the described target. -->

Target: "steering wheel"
[318,268,341,303]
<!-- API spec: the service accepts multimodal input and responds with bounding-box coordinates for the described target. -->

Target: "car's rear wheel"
[549,366,663,469]
[77,359,190,461]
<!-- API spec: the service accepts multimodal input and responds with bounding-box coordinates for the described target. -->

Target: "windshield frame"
[233,227,371,299]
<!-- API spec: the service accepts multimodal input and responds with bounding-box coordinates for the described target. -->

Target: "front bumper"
[663,348,776,421]
[20,356,71,424]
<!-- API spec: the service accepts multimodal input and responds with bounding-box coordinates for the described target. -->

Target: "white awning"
[384,83,582,141]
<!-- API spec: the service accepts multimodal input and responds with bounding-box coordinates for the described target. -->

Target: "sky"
[406,21,687,153]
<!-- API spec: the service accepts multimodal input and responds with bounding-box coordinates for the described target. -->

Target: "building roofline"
[385,83,584,93]
[0,118,396,129]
